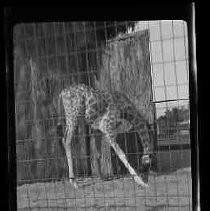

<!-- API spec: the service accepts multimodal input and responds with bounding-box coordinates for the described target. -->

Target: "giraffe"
[56,84,152,188]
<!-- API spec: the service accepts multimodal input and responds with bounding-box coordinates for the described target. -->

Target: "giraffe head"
[140,122,154,183]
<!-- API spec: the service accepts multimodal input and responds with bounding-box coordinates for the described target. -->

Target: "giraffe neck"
[123,110,151,155]
[79,85,109,124]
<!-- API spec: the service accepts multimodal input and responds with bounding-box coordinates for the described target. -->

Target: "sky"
[132,20,189,118]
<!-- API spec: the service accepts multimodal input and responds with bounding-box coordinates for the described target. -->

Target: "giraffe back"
[59,84,150,137]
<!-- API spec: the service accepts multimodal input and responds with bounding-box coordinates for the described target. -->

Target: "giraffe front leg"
[105,134,148,188]
[63,127,78,188]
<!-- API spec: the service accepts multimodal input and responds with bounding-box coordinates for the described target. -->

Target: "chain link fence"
[14,21,192,211]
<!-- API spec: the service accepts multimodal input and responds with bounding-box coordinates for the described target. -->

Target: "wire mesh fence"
[14,21,192,210]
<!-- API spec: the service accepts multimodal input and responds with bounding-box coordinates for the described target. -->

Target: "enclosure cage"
[14,21,192,210]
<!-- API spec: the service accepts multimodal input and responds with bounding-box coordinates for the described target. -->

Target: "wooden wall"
[92,30,154,176]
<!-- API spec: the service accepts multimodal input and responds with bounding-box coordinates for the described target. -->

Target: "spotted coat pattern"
[57,84,152,188]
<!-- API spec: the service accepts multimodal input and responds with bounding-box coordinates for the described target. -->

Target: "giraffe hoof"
[70,178,78,188]
[140,183,149,188]
[134,176,148,188]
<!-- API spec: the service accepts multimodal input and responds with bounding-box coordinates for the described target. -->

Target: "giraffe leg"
[94,131,102,178]
[97,110,148,187]
[105,133,148,188]
[62,125,78,188]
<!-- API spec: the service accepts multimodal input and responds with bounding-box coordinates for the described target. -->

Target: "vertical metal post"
[5,8,17,211]
[189,3,200,211]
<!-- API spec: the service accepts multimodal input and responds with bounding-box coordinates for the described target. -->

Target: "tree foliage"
[157,105,190,136]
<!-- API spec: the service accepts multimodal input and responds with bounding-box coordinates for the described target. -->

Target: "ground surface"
[17,168,192,211]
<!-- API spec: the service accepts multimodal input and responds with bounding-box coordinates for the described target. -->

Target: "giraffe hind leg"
[105,133,148,187]
[97,110,148,187]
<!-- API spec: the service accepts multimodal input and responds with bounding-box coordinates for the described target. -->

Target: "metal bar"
[153,99,189,104]
[189,3,199,211]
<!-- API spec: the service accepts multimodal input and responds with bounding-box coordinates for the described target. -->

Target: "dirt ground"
[17,168,192,211]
